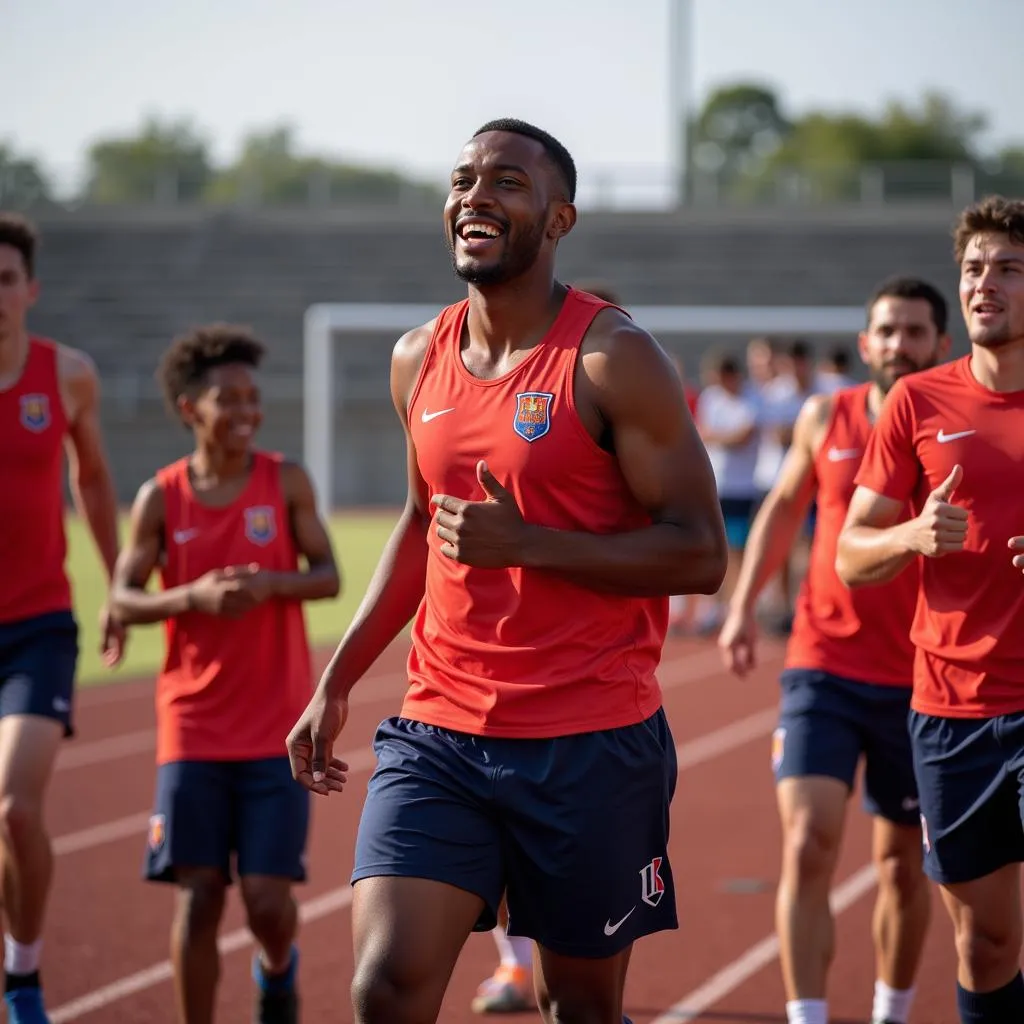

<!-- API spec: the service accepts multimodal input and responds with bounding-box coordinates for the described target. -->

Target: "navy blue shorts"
[910,710,1024,885]
[352,712,679,958]
[774,668,918,827]
[144,756,310,885]
[720,497,757,550]
[0,610,78,737]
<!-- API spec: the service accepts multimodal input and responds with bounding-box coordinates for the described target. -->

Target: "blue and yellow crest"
[244,505,277,546]
[513,391,554,443]
[19,393,51,433]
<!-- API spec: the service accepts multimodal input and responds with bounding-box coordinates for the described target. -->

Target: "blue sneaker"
[252,947,299,1024]
[4,985,51,1024]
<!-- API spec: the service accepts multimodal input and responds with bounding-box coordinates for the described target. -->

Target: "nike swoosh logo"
[421,408,455,423]
[826,447,861,462]
[173,529,199,544]
[936,429,976,443]
[603,906,635,936]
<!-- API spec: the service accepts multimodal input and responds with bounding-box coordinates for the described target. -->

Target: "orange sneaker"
[470,964,532,1014]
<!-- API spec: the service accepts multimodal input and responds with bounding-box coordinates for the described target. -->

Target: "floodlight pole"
[669,0,694,208]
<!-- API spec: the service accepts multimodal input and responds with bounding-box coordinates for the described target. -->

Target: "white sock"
[872,980,915,1023]
[491,927,532,970]
[4,936,42,976]
[785,999,828,1024]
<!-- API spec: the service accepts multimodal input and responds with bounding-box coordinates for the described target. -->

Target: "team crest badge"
[513,391,554,442]
[147,813,167,852]
[640,856,666,907]
[771,727,786,773]
[19,393,51,433]
[244,506,277,546]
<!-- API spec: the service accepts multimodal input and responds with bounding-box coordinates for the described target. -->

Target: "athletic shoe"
[471,964,532,1013]
[4,985,51,1024]
[252,948,299,1024]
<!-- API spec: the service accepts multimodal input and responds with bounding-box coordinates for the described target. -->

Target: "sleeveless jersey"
[402,288,668,738]
[785,382,918,685]
[154,451,313,764]
[0,337,72,624]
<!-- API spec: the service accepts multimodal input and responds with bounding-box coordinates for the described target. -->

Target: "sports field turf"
[66,510,400,685]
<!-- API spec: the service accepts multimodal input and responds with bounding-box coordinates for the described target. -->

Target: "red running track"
[31,633,962,1023]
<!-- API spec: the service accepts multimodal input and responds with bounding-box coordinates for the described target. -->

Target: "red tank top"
[402,288,667,738]
[785,383,918,685]
[154,451,313,764]
[0,337,72,624]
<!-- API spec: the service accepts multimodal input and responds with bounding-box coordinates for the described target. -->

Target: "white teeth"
[460,222,501,238]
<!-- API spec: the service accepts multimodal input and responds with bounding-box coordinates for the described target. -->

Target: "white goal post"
[303,302,867,514]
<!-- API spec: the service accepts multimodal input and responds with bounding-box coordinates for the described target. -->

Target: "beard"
[446,219,547,287]
[871,354,939,395]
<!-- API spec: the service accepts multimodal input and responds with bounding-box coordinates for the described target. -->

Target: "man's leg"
[0,715,64,1011]
[942,866,1024,1022]
[772,669,863,1024]
[0,609,78,1023]
[352,876,486,1022]
[774,776,848,1014]
[909,710,1024,1023]
[868,818,930,1024]
[235,757,310,1024]
[501,708,679,1024]
[349,717,507,1023]
[860,685,931,1024]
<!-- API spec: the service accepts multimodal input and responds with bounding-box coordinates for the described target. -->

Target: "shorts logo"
[920,813,930,853]
[771,727,786,772]
[244,505,277,546]
[640,856,666,908]
[513,391,554,442]
[19,394,51,433]
[148,813,167,852]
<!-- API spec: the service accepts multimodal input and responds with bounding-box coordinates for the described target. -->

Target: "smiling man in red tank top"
[286,119,728,1024]
[0,213,122,1024]
[109,325,340,1024]
[717,277,951,1024]
[838,197,1024,1024]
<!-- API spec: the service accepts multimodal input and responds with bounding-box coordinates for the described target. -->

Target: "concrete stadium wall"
[24,205,970,506]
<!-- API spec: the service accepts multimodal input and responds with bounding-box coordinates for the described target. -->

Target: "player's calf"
[171,871,227,1024]
[241,876,300,1024]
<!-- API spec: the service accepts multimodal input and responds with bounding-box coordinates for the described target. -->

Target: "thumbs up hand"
[430,461,530,568]
[910,464,968,558]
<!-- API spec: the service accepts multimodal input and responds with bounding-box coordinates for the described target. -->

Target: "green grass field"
[66,510,400,685]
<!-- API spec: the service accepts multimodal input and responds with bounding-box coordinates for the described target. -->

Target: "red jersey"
[0,337,72,624]
[855,356,1024,718]
[404,288,667,738]
[785,383,917,685]
[154,451,313,764]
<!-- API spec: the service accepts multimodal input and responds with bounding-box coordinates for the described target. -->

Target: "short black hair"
[866,275,948,335]
[157,323,265,418]
[473,118,577,202]
[0,211,38,278]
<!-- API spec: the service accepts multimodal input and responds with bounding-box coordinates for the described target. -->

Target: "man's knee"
[874,841,926,903]
[0,793,45,851]
[782,811,842,883]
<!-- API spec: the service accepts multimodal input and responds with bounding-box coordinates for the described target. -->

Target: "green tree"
[690,83,792,192]
[82,118,213,204]
[205,125,442,207]
[0,143,53,210]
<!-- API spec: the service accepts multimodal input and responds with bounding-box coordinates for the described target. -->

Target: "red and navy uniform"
[0,337,78,734]
[773,384,920,825]
[352,289,678,956]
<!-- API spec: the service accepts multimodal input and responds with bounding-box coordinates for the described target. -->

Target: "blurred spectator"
[694,352,761,633]
[815,344,857,393]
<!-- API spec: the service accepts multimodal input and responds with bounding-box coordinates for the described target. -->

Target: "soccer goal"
[303,301,866,513]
